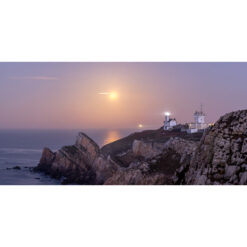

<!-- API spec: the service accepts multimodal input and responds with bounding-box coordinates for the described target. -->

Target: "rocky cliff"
[105,137,197,185]
[35,130,197,185]
[35,109,247,185]
[35,133,118,184]
[175,110,247,185]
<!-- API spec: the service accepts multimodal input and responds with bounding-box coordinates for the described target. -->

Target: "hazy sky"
[0,62,246,129]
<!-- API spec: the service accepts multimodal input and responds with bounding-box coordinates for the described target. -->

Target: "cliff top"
[101,127,203,159]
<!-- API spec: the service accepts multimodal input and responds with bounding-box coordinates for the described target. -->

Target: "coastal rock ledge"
[36,109,247,185]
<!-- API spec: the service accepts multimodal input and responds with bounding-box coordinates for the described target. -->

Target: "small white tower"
[194,104,205,125]
[164,112,177,130]
[194,104,206,130]
[187,104,208,133]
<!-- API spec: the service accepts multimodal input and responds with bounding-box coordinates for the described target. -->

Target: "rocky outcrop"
[92,155,118,185]
[132,140,165,159]
[175,110,247,185]
[36,129,198,185]
[36,132,120,184]
[36,133,100,184]
[104,162,167,185]
[75,132,100,164]
[105,137,197,185]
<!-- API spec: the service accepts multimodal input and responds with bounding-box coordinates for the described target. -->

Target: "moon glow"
[99,92,118,100]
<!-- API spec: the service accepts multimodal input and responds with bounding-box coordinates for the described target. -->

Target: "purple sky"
[0,62,246,129]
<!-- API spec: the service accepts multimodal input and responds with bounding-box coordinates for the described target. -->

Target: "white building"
[164,112,177,130]
[187,105,208,133]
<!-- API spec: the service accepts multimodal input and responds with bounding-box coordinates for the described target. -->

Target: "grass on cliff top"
[101,128,203,158]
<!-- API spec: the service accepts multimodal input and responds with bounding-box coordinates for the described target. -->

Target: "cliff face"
[105,137,197,185]
[36,132,196,185]
[175,110,247,185]
[36,133,117,184]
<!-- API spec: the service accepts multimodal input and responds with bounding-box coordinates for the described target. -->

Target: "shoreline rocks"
[35,133,99,184]
[6,166,21,170]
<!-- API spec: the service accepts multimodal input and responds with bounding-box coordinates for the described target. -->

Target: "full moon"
[109,92,118,100]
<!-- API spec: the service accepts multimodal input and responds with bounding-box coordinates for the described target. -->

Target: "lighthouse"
[164,112,177,130]
[187,105,208,133]
[194,109,205,129]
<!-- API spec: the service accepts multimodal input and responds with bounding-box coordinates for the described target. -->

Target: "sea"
[0,129,136,185]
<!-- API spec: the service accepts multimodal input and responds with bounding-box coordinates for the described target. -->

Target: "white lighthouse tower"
[194,104,206,129]
[164,112,177,130]
[187,105,208,133]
